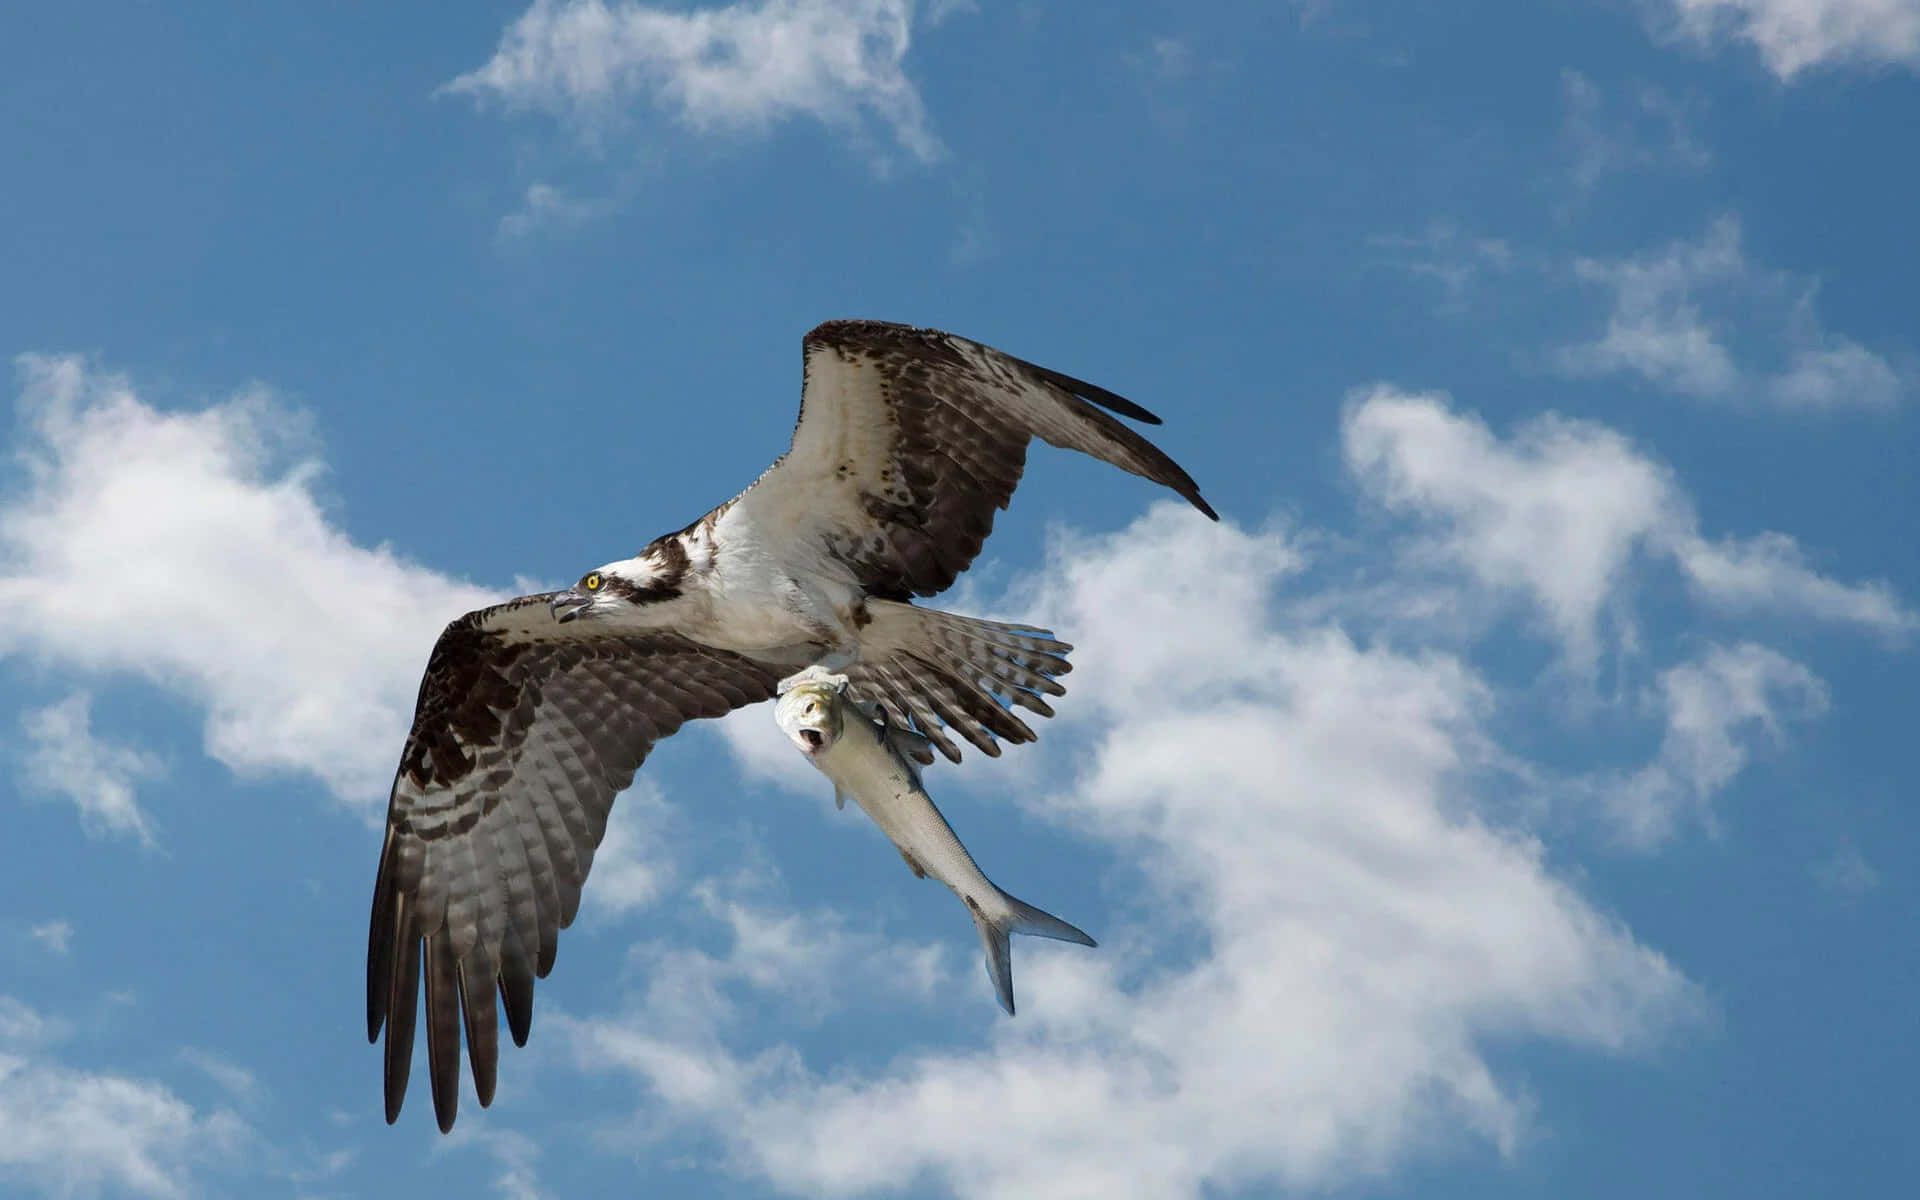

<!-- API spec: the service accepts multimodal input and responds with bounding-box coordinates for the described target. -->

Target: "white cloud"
[0,997,249,1200]
[496,182,612,240]
[0,997,65,1045]
[1560,69,1709,192]
[28,920,72,955]
[579,781,680,920]
[1558,217,1746,398]
[1813,841,1881,895]
[557,507,1699,1199]
[562,881,951,1059]
[447,0,941,163]
[1604,643,1829,845]
[19,692,164,846]
[1133,34,1196,82]
[438,1127,555,1200]
[0,355,504,817]
[1342,386,1916,666]
[1656,0,1920,77]
[1766,332,1907,410]
[1557,216,1907,410]
[176,1049,260,1106]
[1673,530,1917,633]
[1343,389,1674,669]
[487,1130,555,1200]
[1369,223,1516,311]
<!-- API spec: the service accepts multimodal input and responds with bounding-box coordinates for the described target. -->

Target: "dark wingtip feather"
[499,952,536,1048]
[1029,362,1165,425]
[366,834,397,1044]
[459,962,501,1109]
[423,933,462,1134]
[382,901,420,1125]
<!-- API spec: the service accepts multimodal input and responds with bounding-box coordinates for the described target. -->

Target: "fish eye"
[583,572,602,591]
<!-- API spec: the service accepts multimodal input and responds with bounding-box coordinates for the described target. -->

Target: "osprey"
[368,319,1215,1131]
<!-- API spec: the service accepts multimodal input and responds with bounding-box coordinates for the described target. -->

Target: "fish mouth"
[797,728,825,752]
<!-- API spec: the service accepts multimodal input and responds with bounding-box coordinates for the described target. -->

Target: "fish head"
[774,682,844,757]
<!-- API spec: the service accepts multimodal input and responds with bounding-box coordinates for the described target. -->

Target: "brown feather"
[369,597,780,1129]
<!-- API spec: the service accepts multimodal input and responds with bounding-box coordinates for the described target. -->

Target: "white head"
[548,540,689,624]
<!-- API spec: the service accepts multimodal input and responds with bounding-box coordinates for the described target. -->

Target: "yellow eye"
[583,573,602,591]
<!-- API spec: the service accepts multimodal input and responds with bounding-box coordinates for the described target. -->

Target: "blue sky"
[2,1,1916,1195]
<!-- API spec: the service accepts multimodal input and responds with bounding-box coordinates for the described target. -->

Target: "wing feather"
[733,319,1216,603]
[719,320,1208,759]
[381,893,420,1125]
[368,594,780,1130]
[497,926,537,1048]
[456,958,500,1107]
[422,930,462,1134]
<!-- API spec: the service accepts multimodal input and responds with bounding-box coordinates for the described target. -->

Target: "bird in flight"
[367,319,1216,1131]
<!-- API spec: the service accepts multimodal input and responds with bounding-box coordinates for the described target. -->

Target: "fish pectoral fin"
[833,785,848,811]
[897,847,927,879]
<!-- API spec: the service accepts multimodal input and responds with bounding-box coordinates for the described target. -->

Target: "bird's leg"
[776,654,855,696]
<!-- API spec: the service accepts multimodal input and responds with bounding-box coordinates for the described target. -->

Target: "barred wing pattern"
[366,594,780,1132]
[729,319,1215,759]
[735,319,1217,604]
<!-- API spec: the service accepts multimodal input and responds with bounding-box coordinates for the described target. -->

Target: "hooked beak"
[549,588,591,624]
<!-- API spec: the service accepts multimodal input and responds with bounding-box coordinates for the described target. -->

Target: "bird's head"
[548,548,686,624]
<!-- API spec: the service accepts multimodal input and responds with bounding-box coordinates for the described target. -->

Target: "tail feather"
[966,889,1098,1017]
[848,601,1074,763]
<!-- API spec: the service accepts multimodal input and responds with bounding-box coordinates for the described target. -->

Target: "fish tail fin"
[966,890,1098,1017]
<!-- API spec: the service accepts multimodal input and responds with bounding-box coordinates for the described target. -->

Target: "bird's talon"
[777,665,852,695]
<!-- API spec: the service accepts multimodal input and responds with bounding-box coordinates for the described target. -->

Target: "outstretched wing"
[731,319,1217,603]
[367,593,780,1132]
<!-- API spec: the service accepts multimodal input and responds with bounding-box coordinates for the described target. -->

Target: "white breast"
[695,506,862,653]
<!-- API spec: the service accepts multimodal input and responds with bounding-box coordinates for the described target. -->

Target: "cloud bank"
[0,355,502,817]
[555,505,1702,1198]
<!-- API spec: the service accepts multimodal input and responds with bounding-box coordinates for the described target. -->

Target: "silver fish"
[774,676,1096,1014]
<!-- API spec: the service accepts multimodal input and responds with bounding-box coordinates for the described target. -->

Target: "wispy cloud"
[1673,530,1917,631]
[176,1049,261,1107]
[486,1129,554,1200]
[1814,841,1882,896]
[1604,642,1829,846]
[1369,223,1515,310]
[0,996,67,1045]
[1342,386,1917,671]
[447,0,943,164]
[0,996,251,1199]
[0,356,504,818]
[1651,0,1920,78]
[27,920,72,955]
[1556,216,1907,410]
[18,693,164,846]
[1559,69,1709,193]
[496,181,614,240]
